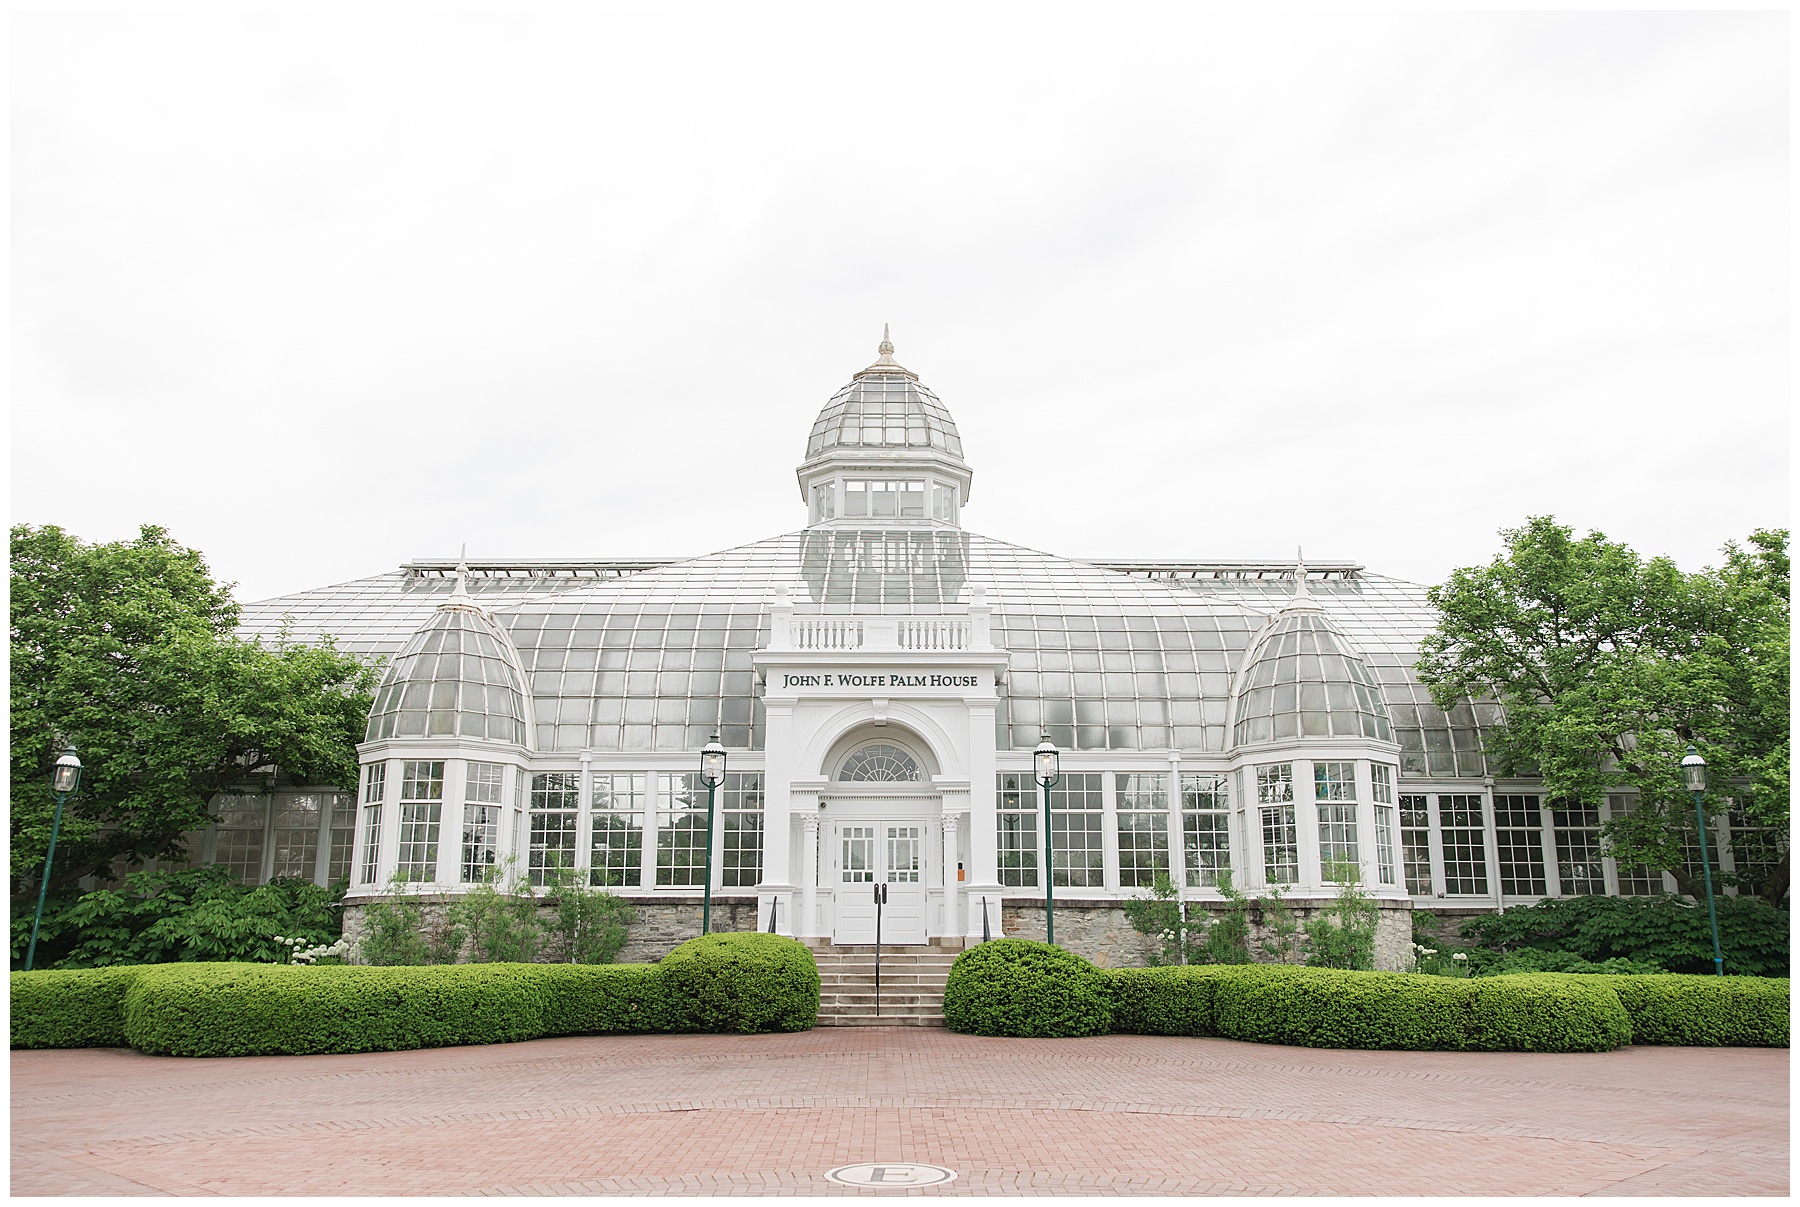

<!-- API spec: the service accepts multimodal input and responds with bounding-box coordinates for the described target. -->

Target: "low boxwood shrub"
[1104,965,1226,1036]
[1210,966,1492,1051]
[536,963,672,1036]
[121,963,548,1057]
[658,933,819,1034]
[11,967,144,1049]
[1584,973,1789,1047]
[1463,973,1633,1052]
[943,939,1111,1037]
[1101,965,1633,1052]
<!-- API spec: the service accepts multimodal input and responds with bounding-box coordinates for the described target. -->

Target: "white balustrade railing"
[768,584,992,652]
[896,619,968,650]
[792,618,864,650]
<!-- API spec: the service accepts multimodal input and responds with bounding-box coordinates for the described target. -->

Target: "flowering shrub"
[271,935,350,965]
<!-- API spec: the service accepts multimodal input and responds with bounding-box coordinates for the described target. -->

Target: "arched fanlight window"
[839,743,921,782]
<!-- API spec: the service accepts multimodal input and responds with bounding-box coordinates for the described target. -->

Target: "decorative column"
[963,698,1002,941]
[1482,776,1502,910]
[1163,752,1185,894]
[760,700,796,933]
[435,759,467,886]
[574,752,594,883]
[800,812,822,939]
[1292,757,1321,892]
[941,810,962,939]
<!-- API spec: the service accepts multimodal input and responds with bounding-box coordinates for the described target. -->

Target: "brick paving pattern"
[11,1030,1787,1195]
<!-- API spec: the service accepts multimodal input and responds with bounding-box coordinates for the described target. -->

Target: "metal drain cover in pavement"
[825,1163,957,1189]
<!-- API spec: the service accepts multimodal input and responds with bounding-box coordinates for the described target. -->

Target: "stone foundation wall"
[1000,896,1416,971]
[340,895,761,966]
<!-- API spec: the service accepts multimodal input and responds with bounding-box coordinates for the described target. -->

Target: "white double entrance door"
[832,821,928,945]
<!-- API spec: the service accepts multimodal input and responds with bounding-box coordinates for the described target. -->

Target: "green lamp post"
[1680,745,1725,976]
[698,734,727,935]
[1034,735,1061,946]
[26,746,83,971]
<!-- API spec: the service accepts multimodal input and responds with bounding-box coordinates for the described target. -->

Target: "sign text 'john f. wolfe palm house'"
[231,333,1773,965]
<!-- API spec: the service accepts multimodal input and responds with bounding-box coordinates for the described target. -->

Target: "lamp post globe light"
[1681,745,1725,976]
[26,746,83,972]
[1033,735,1061,946]
[699,734,727,936]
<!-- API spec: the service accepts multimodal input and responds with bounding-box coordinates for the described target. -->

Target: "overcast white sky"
[11,5,1789,605]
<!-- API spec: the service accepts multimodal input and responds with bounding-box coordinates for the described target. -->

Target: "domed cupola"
[797,328,972,528]
[364,566,531,746]
[1231,560,1395,747]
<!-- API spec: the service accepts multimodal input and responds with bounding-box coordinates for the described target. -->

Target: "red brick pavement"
[10,1029,1787,1196]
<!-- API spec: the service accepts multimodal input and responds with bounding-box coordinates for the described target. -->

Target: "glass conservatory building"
[234,333,1765,953]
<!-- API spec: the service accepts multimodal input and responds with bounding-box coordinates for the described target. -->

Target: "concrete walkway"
[11,1030,1787,1196]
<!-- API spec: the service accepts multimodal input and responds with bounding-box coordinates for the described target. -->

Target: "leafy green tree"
[548,870,635,964]
[1197,869,1254,965]
[1301,862,1379,970]
[1417,518,1789,903]
[450,858,545,963]
[11,523,380,962]
[1254,884,1302,963]
[1121,872,1196,965]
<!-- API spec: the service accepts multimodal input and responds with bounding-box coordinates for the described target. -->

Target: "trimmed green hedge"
[1587,973,1789,1048]
[122,963,547,1057]
[13,933,818,1056]
[535,963,674,1036]
[1098,963,1792,1052]
[660,933,820,1033]
[9,967,141,1049]
[942,939,1111,1037]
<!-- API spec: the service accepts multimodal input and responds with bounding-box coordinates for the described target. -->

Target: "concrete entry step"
[811,942,956,1028]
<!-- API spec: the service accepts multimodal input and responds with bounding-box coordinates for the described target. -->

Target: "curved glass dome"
[804,334,964,460]
[365,601,529,744]
[1232,612,1394,746]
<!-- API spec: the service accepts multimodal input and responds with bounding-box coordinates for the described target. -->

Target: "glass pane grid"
[1050,772,1104,888]
[1317,803,1360,875]
[1553,805,1605,896]
[1495,794,1546,895]
[1439,794,1488,894]
[1399,794,1432,894]
[1375,805,1396,885]
[1262,804,1298,885]
[529,772,580,885]
[657,772,709,888]
[722,771,764,888]
[359,805,383,885]
[396,803,441,882]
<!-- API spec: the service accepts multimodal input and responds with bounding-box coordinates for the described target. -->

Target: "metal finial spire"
[878,323,894,356]
[1293,546,1311,600]
[450,543,473,603]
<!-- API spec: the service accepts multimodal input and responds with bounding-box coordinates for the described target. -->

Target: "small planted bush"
[659,933,820,1034]
[942,939,1111,1038]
